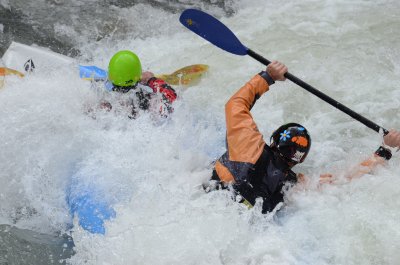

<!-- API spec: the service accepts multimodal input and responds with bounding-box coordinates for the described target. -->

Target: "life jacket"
[213,144,297,213]
[106,77,177,118]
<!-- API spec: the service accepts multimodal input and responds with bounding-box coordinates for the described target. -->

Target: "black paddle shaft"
[247,49,388,135]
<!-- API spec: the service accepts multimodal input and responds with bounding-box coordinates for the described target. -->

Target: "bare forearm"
[344,154,385,181]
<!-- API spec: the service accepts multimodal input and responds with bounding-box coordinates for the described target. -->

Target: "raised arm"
[141,71,177,103]
[225,61,287,163]
[140,71,177,115]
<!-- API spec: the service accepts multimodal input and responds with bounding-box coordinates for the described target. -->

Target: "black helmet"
[270,123,311,164]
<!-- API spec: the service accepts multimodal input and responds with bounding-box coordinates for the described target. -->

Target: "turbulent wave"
[1,0,400,264]
[0,0,236,57]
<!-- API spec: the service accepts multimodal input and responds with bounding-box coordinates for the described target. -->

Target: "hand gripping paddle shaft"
[180,9,388,135]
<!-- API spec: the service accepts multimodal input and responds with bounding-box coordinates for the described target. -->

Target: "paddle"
[1,64,208,89]
[79,64,209,86]
[0,67,25,78]
[0,67,25,89]
[157,64,209,86]
[179,9,388,135]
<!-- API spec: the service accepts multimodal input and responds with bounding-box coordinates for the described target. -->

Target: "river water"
[0,0,399,264]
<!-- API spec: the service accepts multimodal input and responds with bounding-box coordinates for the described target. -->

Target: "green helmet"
[108,50,142,87]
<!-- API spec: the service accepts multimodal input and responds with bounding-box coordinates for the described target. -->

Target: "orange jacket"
[215,74,270,183]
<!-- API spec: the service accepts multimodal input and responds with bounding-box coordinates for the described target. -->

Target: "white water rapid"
[0,1,399,264]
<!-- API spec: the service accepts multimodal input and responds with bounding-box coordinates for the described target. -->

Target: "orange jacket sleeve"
[225,74,270,164]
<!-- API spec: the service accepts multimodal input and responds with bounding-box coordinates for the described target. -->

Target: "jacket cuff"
[375,146,392,160]
[258,71,275,86]
[146,77,158,86]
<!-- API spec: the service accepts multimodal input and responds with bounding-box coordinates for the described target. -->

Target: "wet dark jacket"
[212,73,298,213]
[110,77,177,118]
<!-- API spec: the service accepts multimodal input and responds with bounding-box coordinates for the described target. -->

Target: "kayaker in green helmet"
[99,50,177,118]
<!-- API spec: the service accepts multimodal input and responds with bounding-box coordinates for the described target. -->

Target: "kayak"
[1,42,112,85]
[67,175,116,235]
[2,41,75,73]
[1,41,209,88]
[1,42,106,83]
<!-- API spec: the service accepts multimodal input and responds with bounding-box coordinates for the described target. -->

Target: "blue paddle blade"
[79,65,107,81]
[180,9,248,56]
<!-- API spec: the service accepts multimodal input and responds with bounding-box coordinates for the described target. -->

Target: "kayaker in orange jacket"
[205,61,399,214]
